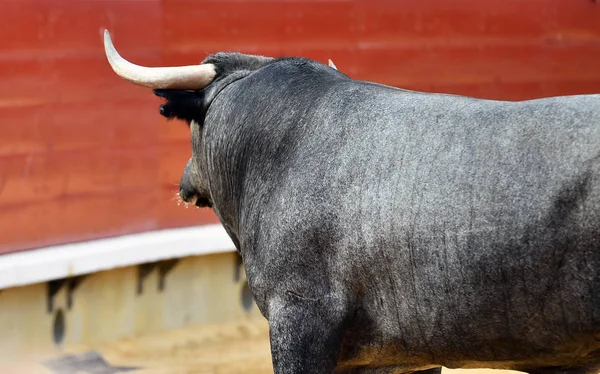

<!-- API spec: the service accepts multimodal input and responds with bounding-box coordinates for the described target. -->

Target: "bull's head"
[103,30,274,208]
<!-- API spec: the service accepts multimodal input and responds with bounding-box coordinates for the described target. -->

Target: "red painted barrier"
[1,0,599,254]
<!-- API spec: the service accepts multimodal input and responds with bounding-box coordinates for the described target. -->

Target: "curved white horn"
[103,29,216,90]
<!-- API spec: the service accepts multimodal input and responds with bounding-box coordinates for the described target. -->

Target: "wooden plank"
[0,100,161,157]
[357,0,600,42]
[0,187,218,253]
[348,43,600,89]
[0,148,156,206]
[163,0,600,53]
[0,189,159,252]
[0,139,199,207]
[0,0,162,57]
[163,0,358,53]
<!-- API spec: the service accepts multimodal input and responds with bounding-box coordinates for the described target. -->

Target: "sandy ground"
[0,318,524,374]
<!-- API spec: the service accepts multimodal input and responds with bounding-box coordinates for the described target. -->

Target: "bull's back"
[285,87,600,369]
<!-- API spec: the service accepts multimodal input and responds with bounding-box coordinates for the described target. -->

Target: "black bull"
[145,53,600,373]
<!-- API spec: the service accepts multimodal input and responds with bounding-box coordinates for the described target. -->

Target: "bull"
[103,30,600,374]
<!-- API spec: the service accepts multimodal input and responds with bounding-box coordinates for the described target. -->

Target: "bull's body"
[196,59,600,373]
[104,38,600,373]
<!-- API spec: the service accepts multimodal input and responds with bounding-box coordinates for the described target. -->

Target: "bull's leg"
[268,292,348,374]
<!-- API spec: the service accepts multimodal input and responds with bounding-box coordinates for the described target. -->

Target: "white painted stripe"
[0,224,235,290]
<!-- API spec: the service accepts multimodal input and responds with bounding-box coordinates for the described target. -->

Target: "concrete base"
[0,251,261,363]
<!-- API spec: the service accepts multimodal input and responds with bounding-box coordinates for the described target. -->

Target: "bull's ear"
[154,89,205,124]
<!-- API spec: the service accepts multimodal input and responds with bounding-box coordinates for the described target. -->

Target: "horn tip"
[103,29,111,43]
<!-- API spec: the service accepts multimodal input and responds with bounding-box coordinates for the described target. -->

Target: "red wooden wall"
[1,0,599,254]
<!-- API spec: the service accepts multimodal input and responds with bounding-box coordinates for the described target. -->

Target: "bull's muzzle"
[179,159,211,208]
[179,159,198,204]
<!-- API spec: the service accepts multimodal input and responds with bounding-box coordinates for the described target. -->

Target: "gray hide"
[165,55,600,374]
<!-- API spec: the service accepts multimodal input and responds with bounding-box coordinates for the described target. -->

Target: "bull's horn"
[103,29,216,90]
[328,59,338,70]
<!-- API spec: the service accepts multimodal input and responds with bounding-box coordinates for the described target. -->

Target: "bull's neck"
[203,115,294,250]
[201,64,340,248]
